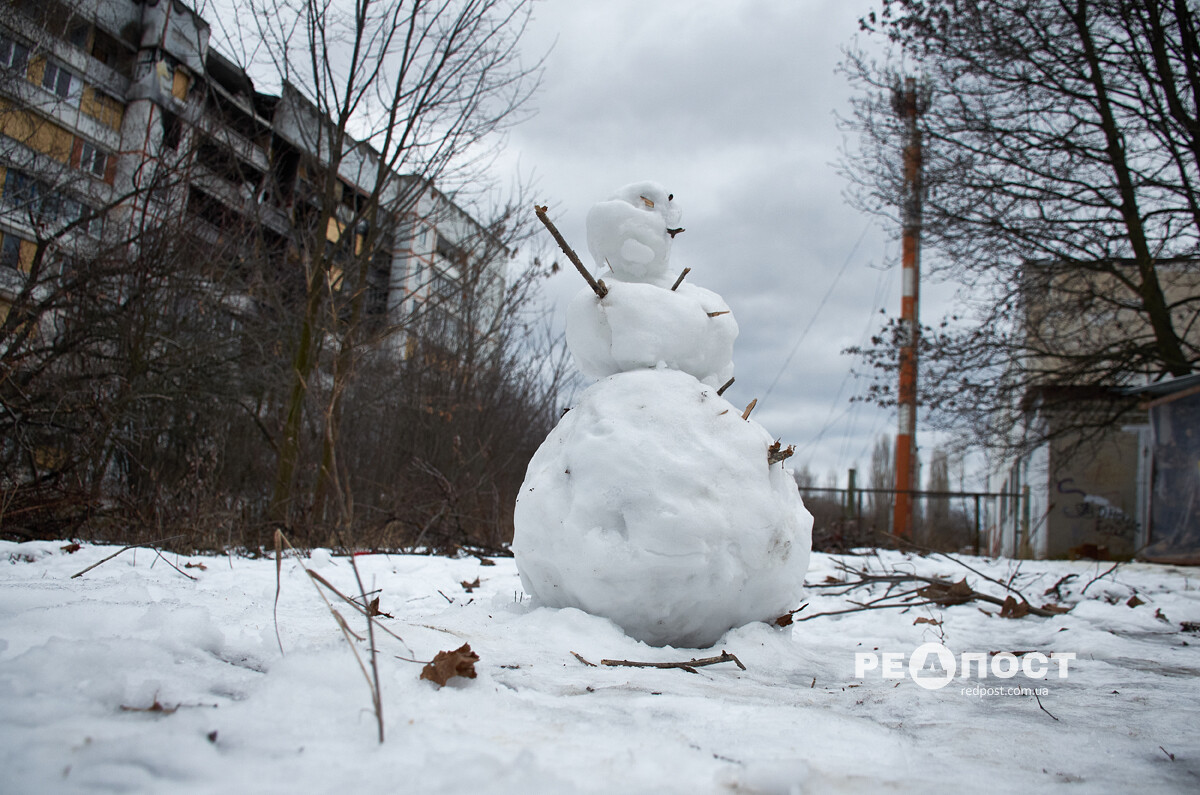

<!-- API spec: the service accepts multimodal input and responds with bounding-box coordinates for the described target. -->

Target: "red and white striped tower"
[892,77,927,540]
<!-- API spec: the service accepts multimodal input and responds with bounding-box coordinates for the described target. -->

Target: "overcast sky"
[203,0,964,487]
[495,0,963,486]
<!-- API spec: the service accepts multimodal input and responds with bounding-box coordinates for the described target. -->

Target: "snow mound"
[565,279,737,388]
[512,369,813,648]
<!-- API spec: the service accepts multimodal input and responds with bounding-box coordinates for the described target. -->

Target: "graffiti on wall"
[1056,478,1138,540]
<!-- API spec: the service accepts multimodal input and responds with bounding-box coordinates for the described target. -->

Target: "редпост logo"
[855,643,1075,690]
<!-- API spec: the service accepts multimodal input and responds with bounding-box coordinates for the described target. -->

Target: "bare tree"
[215,0,542,525]
[0,4,255,538]
[843,0,1200,456]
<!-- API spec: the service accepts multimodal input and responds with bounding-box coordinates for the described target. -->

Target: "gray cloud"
[502,0,950,485]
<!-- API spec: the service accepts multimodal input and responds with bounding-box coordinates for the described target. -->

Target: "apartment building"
[0,0,505,344]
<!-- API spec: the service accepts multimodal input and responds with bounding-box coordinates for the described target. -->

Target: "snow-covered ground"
[2,540,1198,793]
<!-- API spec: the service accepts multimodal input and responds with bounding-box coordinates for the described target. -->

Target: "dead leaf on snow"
[461,578,480,593]
[999,595,1030,619]
[913,617,942,626]
[1126,595,1144,608]
[366,596,393,619]
[421,643,480,687]
[774,604,807,627]
[918,578,975,606]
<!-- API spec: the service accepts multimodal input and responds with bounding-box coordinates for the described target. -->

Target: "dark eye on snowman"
[668,194,673,201]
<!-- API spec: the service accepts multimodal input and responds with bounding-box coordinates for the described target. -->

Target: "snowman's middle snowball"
[512,368,813,648]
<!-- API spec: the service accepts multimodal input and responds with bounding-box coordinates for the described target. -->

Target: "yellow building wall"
[79,87,123,130]
[0,101,74,163]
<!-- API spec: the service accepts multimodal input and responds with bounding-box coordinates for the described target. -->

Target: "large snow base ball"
[513,369,813,648]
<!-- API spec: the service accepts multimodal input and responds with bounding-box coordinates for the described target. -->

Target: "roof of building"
[1119,372,1200,407]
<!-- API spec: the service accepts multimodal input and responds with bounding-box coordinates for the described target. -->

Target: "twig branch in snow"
[767,440,795,466]
[717,377,735,396]
[1034,692,1059,721]
[883,533,1040,607]
[798,563,1064,620]
[535,204,607,298]
[1081,562,1122,595]
[741,399,757,420]
[600,651,746,675]
[571,651,597,667]
[153,549,198,581]
[671,267,691,290]
[70,535,186,579]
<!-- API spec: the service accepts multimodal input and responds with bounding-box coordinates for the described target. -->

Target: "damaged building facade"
[0,0,504,346]
[985,259,1200,561]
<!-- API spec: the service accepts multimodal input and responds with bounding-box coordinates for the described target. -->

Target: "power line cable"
[763,220,875,401]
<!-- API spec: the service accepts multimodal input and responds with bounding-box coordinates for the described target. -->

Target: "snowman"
[513,182,813,649]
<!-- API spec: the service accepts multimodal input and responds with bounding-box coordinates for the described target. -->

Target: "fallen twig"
[882,532,1039,607]
[535,204,607,298]
[1034,692,1059,721]
[153,549,198,581]
[1044,573,1078,601]
[717,377,734,397]
[799,561,1064,620]
[571,651,597,667]
[1080,561,1122,595]
[601,650,745,675]
[70,535,186,579]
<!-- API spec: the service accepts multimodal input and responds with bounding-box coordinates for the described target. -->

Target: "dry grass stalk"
[273,530,402,743]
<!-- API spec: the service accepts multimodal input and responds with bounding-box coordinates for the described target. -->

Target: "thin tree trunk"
[1072,0,1192,377]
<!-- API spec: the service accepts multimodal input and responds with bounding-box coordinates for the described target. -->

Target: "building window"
[1,167,98,235]
[67,19,91,50]
[69,202,102,237]
[0,34,30,74]
[80,89,123,130]
[0,233,23,270]
[172,67,191,101]
[162,111,184,150]
[2,168,40,210]
[42,60,81,105]
[435,234,466,267]
[78,141,109,178]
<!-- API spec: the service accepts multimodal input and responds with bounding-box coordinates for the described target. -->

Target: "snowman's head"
[586,181,683,284]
